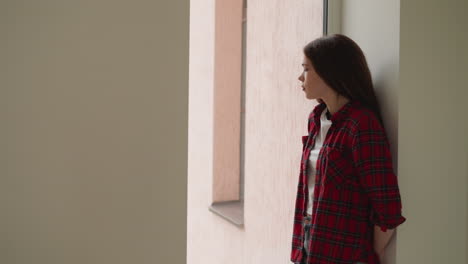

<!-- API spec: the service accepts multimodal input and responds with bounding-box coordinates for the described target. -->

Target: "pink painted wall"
[212,0,243,202]
[188,0,323,263]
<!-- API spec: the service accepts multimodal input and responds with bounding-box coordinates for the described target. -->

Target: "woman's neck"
[323,95,350,115]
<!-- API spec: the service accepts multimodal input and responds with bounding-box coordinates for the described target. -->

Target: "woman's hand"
[373,225,394,263]
[376,249,385,263]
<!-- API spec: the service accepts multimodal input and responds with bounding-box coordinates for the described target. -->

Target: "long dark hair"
[304,34,383,123]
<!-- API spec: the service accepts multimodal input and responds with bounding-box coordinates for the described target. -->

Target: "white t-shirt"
[306,108,332,215]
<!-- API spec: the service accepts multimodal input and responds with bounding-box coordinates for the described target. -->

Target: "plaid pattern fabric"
[290,100,406,264]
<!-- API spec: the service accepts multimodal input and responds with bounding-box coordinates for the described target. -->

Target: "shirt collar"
[312,100,360,124]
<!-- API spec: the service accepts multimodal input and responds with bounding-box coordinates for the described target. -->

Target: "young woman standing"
[290,34,406,264]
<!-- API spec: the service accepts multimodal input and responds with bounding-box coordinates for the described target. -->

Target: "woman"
[290,34,406,264]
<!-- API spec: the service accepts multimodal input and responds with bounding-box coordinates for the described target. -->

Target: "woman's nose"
[298,73,304,82]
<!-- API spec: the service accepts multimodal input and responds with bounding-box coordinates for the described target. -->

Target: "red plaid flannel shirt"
[291,100,406,264]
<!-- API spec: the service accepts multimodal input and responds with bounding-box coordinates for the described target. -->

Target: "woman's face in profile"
[298,55,329,101]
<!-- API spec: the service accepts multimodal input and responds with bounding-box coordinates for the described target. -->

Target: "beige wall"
[339,1,401,263]
[188,0,323,263]
[398,0,468,263]
[1,1,189,264]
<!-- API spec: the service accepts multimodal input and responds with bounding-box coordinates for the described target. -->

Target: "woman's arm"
[374,226,395,261]
[351,114,406,261]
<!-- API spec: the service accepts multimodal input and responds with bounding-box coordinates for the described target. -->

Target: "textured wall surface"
[188,0,323,263]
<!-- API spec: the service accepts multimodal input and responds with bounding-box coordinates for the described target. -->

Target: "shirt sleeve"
[351,114,406,231]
